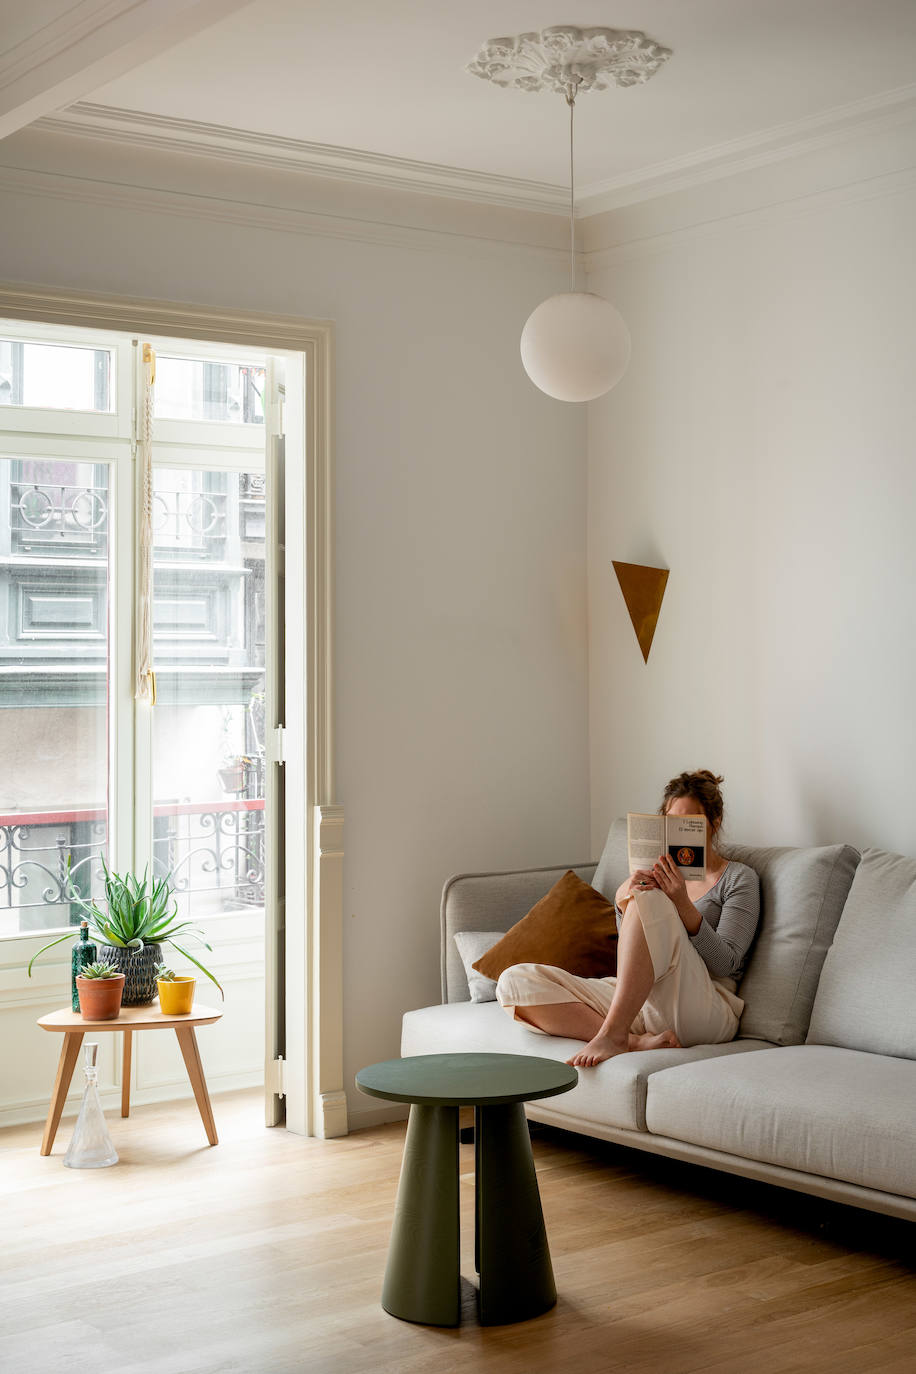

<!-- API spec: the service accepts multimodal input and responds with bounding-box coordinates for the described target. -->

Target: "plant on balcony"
[29,859,223,1007]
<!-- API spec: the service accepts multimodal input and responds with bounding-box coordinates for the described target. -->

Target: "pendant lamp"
[468,26,671,402]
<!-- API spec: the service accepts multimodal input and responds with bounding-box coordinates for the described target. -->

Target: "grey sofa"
[401,820,916,1222]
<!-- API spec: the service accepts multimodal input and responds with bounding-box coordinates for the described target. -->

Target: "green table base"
[476,1102,556,1325]
[382,1101,556,1327]
[382,1104,460,1326]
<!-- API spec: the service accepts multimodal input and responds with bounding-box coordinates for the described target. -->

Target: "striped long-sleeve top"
[617,860,761,982]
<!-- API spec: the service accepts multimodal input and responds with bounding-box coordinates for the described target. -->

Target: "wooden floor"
[1,1090,914,1374]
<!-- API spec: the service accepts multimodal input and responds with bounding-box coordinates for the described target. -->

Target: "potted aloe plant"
[75,961,125,1021]
[29,859,224,1008]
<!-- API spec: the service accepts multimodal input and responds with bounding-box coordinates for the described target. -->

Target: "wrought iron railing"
[7,478,230,560]
[10,478,109,556]
[0,799,265,937]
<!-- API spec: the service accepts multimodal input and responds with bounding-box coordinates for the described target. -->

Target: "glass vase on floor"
[63,1042,118,1169]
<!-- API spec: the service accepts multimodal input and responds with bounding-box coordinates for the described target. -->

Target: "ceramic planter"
[157,976,196,1016]
[77,972,125,1021]
[97,942,162,1005]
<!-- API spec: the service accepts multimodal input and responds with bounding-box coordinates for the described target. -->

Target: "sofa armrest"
[440,862,596,1003]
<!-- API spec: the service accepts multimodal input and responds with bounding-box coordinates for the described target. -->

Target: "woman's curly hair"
[659,769,725,835]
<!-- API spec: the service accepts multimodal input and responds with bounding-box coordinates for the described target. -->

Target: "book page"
[627,812,665,875]
[665,814,706,881]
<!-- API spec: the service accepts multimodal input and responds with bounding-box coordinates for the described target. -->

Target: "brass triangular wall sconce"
[612,561,669,663]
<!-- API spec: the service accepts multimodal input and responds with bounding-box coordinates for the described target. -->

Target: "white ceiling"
[78,0,916,194]
[6,0,914,211]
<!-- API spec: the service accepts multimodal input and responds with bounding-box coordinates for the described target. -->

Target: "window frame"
[0,328,271,941]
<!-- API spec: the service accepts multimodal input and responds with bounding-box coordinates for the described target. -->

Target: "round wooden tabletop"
[355,1052,577,1107]
[37,1003,223,1032]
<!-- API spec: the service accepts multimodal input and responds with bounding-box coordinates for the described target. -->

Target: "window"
[0,325,278,939]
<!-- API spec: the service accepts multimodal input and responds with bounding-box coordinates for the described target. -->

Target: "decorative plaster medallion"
[466,26,672,95]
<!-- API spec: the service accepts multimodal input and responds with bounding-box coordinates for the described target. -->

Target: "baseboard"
[347,1101,409,1131]
[1,1071,263,1130]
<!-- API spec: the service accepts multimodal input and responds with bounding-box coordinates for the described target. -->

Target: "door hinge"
[269,725,286,766]
[268,1055,287,1099]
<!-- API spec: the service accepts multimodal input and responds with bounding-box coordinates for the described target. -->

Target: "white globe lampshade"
[520,291,631,402]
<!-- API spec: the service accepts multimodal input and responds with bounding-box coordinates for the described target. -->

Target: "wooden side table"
[37,1003,223,1155]
[356,1052,577,1327]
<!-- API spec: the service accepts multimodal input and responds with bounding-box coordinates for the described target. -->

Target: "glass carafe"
[63,1042,118,1169]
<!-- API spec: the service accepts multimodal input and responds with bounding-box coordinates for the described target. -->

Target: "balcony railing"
[7,478,232,560]
[0,799,265,937]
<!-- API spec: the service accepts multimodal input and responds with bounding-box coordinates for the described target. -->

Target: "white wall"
[585,122,916,859]
[0,129,591,1127]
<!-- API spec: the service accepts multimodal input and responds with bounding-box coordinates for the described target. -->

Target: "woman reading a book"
[495,770,760,1068]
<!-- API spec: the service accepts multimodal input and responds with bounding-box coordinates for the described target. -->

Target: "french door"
[0,322,288,1121]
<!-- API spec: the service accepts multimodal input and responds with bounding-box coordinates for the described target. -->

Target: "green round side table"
[355,1052,577,1328]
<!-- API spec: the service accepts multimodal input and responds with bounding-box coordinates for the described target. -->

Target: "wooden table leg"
[41,1032,84,1156]
[174,1026,218,1145]
[121,1030,132,1117]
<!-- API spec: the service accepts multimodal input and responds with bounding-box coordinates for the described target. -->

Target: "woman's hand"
[617,870,659,904]
[651,853,688,908]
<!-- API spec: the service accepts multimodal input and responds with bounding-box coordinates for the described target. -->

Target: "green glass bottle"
[71,920,97,1013]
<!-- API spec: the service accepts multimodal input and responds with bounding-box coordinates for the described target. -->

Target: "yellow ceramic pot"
[157,976,196,1015]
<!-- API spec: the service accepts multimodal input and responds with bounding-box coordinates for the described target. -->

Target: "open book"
[627,812,707,882]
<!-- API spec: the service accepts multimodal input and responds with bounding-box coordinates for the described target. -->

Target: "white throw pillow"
[453,931,503,1003]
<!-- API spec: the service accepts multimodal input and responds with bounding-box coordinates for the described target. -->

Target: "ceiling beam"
[0,0,252,142]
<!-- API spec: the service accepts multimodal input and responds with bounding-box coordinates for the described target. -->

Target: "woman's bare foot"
[628,1030,681,1052]
[566,1032,629,1068]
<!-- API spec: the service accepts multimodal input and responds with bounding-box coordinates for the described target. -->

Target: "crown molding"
[37,101,569,214]
[578,82,916,214]
[0,2,251,141]
[31,82,916,222]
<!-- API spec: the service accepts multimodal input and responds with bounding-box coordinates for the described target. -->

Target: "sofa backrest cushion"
[806,847,916,1059]
[441,863,596,1002]
[725,841,860,1045]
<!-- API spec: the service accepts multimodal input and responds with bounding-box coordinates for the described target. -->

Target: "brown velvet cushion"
[471,869,618,982]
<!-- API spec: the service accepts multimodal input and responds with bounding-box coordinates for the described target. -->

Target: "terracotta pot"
[76,973,125,1021]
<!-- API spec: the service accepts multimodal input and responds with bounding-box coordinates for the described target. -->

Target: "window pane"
[154,356,265,424]
[152,468,265,921]
[0,457,109,935]
[0,340,113,413]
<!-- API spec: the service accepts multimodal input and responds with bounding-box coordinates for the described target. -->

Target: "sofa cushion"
[644,1044,916,1199]
[453,932,501,1002]
[441,864,597,1003]
[401,1000,771,1133]
[471,869,618,982]
[806,848,916,1059]
[723,841,859,1045]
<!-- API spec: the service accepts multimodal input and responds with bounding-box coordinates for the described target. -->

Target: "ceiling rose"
[466,25,672,95]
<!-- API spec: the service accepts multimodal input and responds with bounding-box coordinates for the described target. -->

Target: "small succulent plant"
[154,963,178,982]
[78,961,122,980]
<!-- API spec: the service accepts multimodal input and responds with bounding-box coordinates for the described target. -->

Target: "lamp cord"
[565,78,581,293]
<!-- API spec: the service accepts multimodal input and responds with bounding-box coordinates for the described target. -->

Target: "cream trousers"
[495,887,744,1047]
